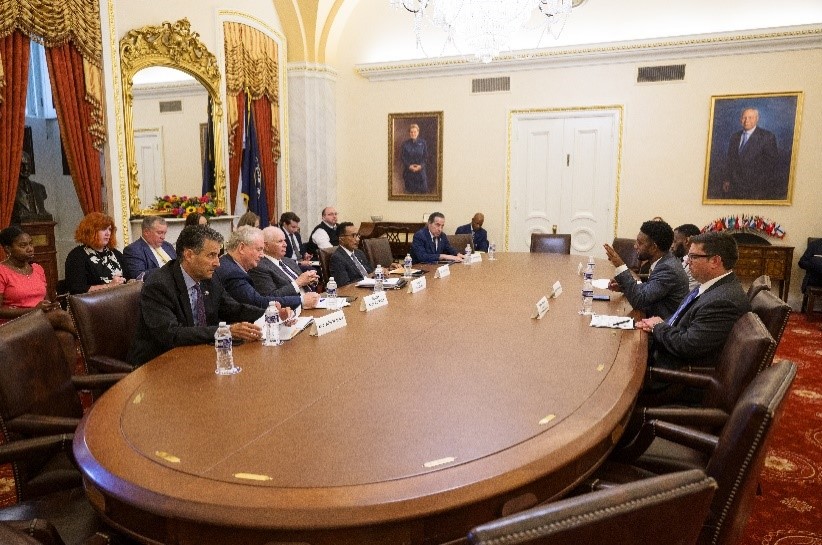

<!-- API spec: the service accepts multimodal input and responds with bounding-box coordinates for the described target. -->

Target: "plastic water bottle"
[463,244,472,264]
[326,276,338,310]
[263,301,282,346]
[214,322,239,375]
[373,264,384,292]
[488,242,496,260]
[580,256,595,316]
[403,253,413,278]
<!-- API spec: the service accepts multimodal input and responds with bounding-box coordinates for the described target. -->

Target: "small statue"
[11,151,53,224]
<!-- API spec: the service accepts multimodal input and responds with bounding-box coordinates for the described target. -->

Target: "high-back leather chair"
[448,233,474,254]
[468,469,716,545]
[612,237,639,271]
[319,246,337,287]
[362,237,394,268]
[750,289,791,346]
[530,233,571,254]
[801,237,821,316]
[746,274,771,302]
[68,282,142,373]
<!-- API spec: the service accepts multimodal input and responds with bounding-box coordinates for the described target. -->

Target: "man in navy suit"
[329,222,374,286]
[455,212,489,252]
[279,211,310,262]
[250,226,320,307]
[721,107,780,200]
[123,216,177,280]
[410,212,465,264]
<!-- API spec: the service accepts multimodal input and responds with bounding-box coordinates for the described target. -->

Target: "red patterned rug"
[740,312,822,545]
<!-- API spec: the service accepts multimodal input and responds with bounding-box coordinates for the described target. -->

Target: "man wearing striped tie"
[123,216,177,280]
[249,226,320,308]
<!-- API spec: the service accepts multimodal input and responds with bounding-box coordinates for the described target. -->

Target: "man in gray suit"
[636,231,750,371]
[249,226,320,308]
[603,220,690,321]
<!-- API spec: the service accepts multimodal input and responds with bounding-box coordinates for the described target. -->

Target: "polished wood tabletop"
[74,253,646,545]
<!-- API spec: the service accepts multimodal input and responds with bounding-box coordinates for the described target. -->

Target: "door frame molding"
[506,105,624,251]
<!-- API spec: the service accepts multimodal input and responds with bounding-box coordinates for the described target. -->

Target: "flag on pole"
[234,95,269,227]
[201,96,216,195]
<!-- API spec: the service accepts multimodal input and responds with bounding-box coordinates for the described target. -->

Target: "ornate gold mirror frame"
[120,18,226,217]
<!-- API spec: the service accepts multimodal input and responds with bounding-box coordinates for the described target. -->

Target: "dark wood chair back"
[448,233,474,254]
[319,246,337,285]
[362,237,394,268]
[612,237,639,271]
[530,233,571,254]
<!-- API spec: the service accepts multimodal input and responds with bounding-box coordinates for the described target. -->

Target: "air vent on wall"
[637,64,686,83]
[159,100,183,113]
[472,76,510,94]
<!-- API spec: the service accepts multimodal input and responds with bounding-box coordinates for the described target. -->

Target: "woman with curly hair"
[64,212,127,294]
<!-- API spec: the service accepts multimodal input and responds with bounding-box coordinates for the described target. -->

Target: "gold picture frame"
[388,111,443,201]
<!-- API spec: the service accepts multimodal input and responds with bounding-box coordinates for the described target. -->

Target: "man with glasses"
[329,222,373,286]
[603,220,689,321]
[636,231,750,371]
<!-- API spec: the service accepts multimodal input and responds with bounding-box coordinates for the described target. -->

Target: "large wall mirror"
[120,18,226,217]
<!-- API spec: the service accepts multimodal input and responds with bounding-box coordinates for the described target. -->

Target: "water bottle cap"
[268,301,277,307]
[218,321,227,326]
[329,277,335,281]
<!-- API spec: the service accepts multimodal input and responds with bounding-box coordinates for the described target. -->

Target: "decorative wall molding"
[356,25,822,81]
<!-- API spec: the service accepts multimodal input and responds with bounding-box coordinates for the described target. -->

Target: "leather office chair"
[362,237,394,268]
[68,282,142,373]
[746,274,771,302]
[595,360,796,545]
[318,246,337,289]
[530,233,571,254]
[750,289,791,346]
[611,237,639,271]
[0,489,112,544]
[448,233,474,254]
[801,237,821,317]
[468,469,716,545]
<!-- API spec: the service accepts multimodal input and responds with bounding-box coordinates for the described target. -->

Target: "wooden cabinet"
[20,221,58,300]
[359,221,425,260]
[735,244,794,301]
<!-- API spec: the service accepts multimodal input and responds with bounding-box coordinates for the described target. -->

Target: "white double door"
[509,110,620,258]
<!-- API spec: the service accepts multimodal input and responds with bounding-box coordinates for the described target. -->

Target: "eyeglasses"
[687,253,715,260]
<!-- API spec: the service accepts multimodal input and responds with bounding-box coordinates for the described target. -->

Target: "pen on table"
[613,319,632,326]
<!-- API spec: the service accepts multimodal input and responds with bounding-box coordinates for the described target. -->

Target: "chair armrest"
[648,367,713,389]
[5,415,79,435]
[72,373,127,391]
[642,407,729,430]
[0,434,74,465]
[85,355,134,374]
[651,420,719,455]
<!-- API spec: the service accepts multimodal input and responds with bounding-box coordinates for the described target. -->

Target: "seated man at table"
[603,220,689,321]
[214,227,302,310]
[411,212,464,264]
[329,222,373,286]
[279,211,312,264]
[635,231,750,372]
[249,226,320,308]
[127,225,265,366]
[304,206,338,258]
[799,237,822,303]
[672,223,702,291]
[122,216,176,280]
[455,212,489,252]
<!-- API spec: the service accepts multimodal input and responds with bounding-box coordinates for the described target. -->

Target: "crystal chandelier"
[389,0,582,63]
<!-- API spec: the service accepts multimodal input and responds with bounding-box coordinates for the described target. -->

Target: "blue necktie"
[667,287,699,326]
[739,132,749,150]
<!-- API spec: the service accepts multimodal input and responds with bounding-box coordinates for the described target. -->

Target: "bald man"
[454,212,489,252]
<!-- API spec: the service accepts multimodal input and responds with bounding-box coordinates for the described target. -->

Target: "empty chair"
[362,237,394,268]
[468,469,716,545]
[68,282,143,373]
[746,274,771,302]
[318,246,337,287]
[612,237,639,271]
[750,289,791,346]
[530,233,571,254]
[448,233,474,254]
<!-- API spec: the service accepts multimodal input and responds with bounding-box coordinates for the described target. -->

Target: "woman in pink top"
[0,225,74,333]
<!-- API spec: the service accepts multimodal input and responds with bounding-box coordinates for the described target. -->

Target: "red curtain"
[228,91,245,213]
[252,97,277,223]
[0,31,30,228]
[45,42,102,214]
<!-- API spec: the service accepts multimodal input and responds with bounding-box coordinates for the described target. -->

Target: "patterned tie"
[666,287,700,326]
[352,253,369,277]
[279,260,298,280]
[193,283,207,327]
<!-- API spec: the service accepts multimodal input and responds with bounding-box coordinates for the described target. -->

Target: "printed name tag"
[470,253,482,263]
[360,291,388,311]
[532,296,550,319]
[309,310,347,336]
[434,264,451,278]
[408,276,427,293]
[551,281,563,298]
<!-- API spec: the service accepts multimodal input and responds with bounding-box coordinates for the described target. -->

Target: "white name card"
[408,276,427,293]
[309,310,347,336]
[434,264,451,278]
[360,291,389,312]
[470,252,482,263]
[532,296,550,319]
[551,281,563,298]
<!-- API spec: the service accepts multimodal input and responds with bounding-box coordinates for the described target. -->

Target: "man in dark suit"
[127,225,265,367]
[250,226,320,307]
[122,216,177,280]
[410,212,465,264]
[279,211,311,262]
[636,231,750,371]
[721,107,780,200]
[213,227,302,310]
[454,212,489,252]
[799,237,822,299]
[603,220,690,321]
[329,222,373,286]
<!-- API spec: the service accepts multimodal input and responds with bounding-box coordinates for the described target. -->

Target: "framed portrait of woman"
[388,111,443,201]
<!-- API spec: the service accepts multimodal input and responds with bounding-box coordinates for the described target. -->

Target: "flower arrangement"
[702,214,785,239]
[153,193,225,218]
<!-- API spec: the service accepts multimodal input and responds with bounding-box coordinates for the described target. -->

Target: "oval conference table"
[74,253,647,545]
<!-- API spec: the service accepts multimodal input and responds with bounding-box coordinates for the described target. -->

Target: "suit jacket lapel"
[172,262,195,326]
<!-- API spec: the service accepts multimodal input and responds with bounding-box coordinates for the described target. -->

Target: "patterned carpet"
[740,312,822,545]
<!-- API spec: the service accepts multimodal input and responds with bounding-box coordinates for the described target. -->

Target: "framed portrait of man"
[388,111,443,201]
[703,92,803,205]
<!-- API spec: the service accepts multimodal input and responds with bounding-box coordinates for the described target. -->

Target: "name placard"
[469,253,482,264]
[360,291,389,312]
[531,296,550,319]
[434,264,451,278]
[309,310,347,336]
[550,281,563,298]
[408,276,427,293]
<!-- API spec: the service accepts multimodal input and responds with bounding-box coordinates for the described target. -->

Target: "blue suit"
[410,227,457,264]
[122,237,177,280]
[213,254,302,309]
[455,224,489,252]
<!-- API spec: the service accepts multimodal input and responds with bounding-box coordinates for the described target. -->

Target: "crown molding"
[356,25,822,81]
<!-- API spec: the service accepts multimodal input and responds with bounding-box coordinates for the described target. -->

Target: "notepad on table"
[589,315,634,329]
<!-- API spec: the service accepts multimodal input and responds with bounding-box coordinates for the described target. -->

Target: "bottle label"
[215,337,232,350]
